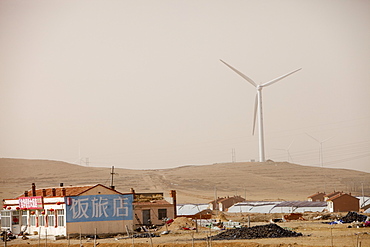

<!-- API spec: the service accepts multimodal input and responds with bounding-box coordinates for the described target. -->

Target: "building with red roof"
[326,193,359,212]
[1,183,133,237]
[307,192,326,202]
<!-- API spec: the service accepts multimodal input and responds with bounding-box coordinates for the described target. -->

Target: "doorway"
[142,210,151,225]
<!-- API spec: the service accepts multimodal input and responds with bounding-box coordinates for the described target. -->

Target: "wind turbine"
[276,139,295,162]
[220,59,301,162]
[306,133,333,167]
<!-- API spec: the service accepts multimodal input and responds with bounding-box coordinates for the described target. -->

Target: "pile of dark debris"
[212,223,302,240]
[340,211,368,223]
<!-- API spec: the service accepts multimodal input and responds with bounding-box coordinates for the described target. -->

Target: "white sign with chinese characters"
[19,196,44,209]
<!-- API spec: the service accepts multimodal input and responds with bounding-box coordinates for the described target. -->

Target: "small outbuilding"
[209,196,245,212]
[131,189,176,227]
[326,193,359,212]
[307,192,326,202]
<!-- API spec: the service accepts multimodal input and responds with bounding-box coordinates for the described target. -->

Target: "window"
[57,209,64,227]
[142,210,151,225]
[1,211,11,228]
[39,211,45,227]
[21,211,28,226]
[30,211,36,226]
[47,210,55,227]
[158,209,167,220]
[12,211,19,225]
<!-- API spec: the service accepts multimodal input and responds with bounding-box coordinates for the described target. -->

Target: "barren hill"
[1,158,369,204]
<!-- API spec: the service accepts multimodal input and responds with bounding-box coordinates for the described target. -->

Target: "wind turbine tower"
[220,59,301,162]
[277,139,295,162]
[306,133,333,167]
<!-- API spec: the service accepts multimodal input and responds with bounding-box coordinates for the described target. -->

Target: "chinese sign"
[19,196,44,209]
[65,194,133,222]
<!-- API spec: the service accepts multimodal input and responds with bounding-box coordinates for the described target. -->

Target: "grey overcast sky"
[1,0,369,172]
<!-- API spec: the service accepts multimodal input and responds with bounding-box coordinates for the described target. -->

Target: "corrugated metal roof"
[234,201,280,207]
[228,201,279,214]
[249,204,276,213]
[269,206,327,213]
[275,201,327,207]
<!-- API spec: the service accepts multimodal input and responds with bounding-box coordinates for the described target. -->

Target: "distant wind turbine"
[306,133,333,167]
[220,59,301,162]
[276,139,295,162]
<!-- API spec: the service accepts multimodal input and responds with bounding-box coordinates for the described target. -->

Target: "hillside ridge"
[1,158,369,203]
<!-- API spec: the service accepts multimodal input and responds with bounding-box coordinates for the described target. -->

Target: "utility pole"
[214,186,218,213]
[362,182,365,208]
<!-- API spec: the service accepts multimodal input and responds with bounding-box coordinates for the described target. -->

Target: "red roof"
[326,193,359,201]
[307,192,325,198]
[325,191,342,198]
[210,196,245,204]
[16,184,124,198]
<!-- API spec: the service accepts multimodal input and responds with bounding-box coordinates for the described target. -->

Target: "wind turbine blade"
[306,133,320,143]
[287,139,295,149]
[252,94,258,135]
[260,68,302,88]
[220,59,257,87]
[322,136,334,143]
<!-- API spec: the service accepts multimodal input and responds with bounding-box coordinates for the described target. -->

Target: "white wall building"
[1,183,133,237]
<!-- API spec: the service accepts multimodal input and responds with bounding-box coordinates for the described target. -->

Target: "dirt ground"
[4,220,370,247]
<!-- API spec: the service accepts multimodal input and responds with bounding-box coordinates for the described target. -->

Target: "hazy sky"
[1,0,369,172]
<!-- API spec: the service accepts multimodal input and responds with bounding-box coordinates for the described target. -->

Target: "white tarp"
[228,201,327,214]
[177,204,209,216]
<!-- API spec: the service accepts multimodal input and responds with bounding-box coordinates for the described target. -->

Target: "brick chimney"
[32,183,36,196]
[170,190,177,218]
[130,188,136,200]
